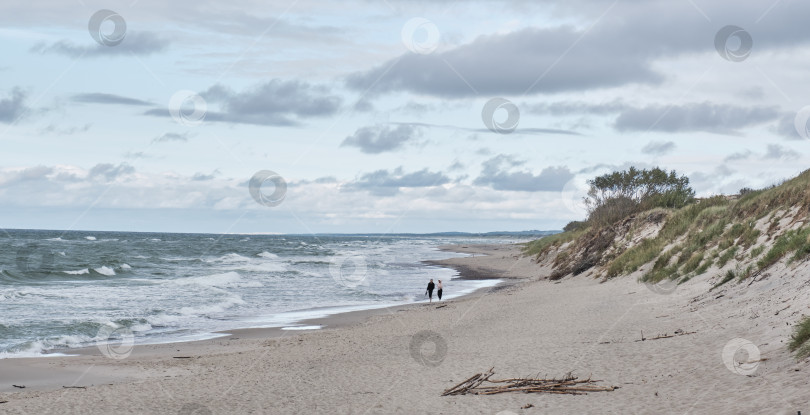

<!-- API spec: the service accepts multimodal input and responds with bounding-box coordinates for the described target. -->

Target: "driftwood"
[442,368,618,396]
[637,329,696,342]
[11,385,24,389]
[62,386,86,389]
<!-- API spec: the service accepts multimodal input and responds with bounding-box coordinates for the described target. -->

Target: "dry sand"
[1,243,808,414]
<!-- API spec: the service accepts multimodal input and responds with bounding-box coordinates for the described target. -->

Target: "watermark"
[722,337,760,375]
[178,403,212,415]
[482,98,520,134]
[409,330,447,367]
[401,17,440,54]
[249,170,287,207]
[329,255,368,288]
[714,25,753,62]
[15,245,54,274]
[96,323,135,360]
[88,10,127,47]
[644,278,677,295]
[794,106,810,139]
[560,176,590,218]
[168,91,207,127]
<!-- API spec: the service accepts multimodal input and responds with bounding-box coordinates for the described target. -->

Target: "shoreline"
[0,244,512,394]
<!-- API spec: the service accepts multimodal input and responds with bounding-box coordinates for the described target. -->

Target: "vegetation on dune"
[523,167,810,284]
[523,167,810,360]
[789,316,810,359]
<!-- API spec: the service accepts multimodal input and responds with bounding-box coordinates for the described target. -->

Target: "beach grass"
[789,316,810,359]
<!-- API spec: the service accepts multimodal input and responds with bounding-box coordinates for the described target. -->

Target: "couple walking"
[425,278,443,302]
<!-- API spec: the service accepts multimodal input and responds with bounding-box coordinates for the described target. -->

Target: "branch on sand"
[442,367,619,396]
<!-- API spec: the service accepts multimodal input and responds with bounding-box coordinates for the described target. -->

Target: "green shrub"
[750,245,765,259]
[563,220,587,233]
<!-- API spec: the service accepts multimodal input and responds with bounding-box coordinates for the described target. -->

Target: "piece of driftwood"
[636,329,696,342]
[442,368,618,396]
[62,386,86,389]
[173,356,192,359]
[12,385,24,389]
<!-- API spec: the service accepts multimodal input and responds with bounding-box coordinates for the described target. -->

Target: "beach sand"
[1,243,808,414]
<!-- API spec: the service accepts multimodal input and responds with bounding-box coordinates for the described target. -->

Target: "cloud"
[774,113,805,140]
[153,132,191,143]
[614,103,780,134]
[641,140,675,156]
[525,100,627,117]
[145,79,341,126]
[343,167,450,196]
[763,144,800,161]
[0,88,28,123]
[192,170,220,181]
[40,123,92,135]
[724,150,752,162]
[72,93,153,106]
[341,124,422,154]
[347,26,663,98]
[474,155,574,191]
[88,163,135,181]
[31,32,169,57]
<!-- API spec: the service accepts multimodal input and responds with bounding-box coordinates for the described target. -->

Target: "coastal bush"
[750,245,765,259]
[563,220,587,232]
[789,316,810,359]
[585,167,694,227]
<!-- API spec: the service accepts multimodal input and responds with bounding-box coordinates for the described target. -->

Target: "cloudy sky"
[2,0,809,234]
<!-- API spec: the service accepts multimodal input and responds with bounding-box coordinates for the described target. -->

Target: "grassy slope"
[524,168,810,357]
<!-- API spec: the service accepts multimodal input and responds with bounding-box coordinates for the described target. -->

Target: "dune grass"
[757,227,810,270]
[522,227,587,258]
[789,316,810,359]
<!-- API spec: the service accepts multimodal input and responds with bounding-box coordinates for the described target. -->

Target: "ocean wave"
[93,266,116,276]
[45,237,64,242]
[179,294,245,316]
[215,253,251,263]
[172,271,243,288]
[257,251,279,258]
[85,236,97,241]
[230,263,286,273]
[64,268,90,275]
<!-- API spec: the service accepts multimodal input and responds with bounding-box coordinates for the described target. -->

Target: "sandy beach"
[1,243,808,414]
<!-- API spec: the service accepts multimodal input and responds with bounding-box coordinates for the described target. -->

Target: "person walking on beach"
[425,279,435,302]
[437,279,443,301]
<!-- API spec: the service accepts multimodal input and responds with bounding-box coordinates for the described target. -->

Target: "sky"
[1,0,810,234]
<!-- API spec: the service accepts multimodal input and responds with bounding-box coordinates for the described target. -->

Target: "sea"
[0,229,539,358]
